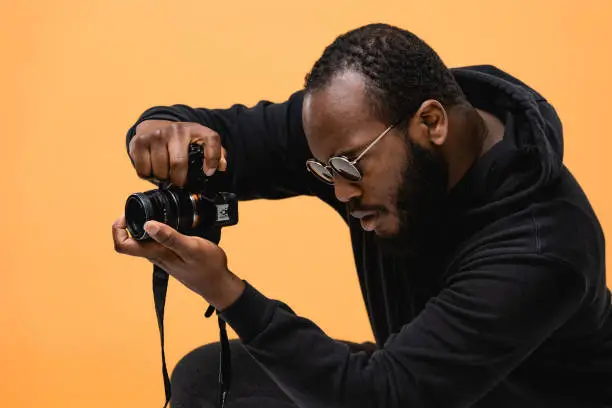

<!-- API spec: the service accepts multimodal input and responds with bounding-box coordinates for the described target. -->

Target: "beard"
[374,138,449,258]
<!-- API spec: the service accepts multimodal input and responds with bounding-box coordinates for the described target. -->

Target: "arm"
[219,253,586,408]
[125,90,340,208]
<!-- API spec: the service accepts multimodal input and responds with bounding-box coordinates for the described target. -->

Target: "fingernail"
[205,168,216,176]
[144,221,159,235]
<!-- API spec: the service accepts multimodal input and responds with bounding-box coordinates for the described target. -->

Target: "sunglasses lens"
[306,160,334,184]
[329,157,361,181]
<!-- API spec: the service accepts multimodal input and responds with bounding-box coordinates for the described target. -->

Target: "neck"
[476,108,504,156]
[444,105,504,189]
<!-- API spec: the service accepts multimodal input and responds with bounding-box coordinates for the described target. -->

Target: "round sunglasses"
[305,124,396,184]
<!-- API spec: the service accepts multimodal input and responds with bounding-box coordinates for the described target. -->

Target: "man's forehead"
[303,72,370,125]
[302,72,377,159]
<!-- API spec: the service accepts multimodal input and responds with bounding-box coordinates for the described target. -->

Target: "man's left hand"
[112,215,245,311]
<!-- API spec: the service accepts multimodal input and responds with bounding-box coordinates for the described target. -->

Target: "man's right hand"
[129,120,228,187]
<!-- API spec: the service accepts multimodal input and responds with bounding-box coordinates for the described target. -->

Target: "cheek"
[363,151,407,207]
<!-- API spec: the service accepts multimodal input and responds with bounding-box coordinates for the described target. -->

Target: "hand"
[129,120,228,187]
[112,215,245,311]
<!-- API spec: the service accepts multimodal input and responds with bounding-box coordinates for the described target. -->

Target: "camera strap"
[153,264,232,408]
[153,265,172,407]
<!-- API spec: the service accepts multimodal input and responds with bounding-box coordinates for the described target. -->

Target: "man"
[113,23,612,407]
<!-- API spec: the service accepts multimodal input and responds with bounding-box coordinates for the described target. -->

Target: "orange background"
[1,1,611,406]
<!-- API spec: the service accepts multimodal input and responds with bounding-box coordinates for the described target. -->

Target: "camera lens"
[125,190,177,240]
[125,188,207,241]
[125,194,150,239]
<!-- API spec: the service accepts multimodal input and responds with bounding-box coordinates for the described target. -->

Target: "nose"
[333,176,361,203]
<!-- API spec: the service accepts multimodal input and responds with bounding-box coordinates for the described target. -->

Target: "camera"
[124,143,238,241]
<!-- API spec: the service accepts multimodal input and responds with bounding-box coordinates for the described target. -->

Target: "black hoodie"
[126,65,612,408]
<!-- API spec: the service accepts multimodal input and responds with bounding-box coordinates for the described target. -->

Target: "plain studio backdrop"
[1,0,611,406]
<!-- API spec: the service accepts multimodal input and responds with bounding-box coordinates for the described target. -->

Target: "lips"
[350,210,379,232]
[350,210,377,220]
[360,214,378,231]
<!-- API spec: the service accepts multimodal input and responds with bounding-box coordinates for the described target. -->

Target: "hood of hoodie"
[445,65,565,221]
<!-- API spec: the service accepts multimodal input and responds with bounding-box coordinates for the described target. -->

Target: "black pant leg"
[170,339,298,408]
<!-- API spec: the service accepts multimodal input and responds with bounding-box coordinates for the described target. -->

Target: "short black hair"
[304,23,467,127]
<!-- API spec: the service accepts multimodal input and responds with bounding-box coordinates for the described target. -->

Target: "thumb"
[144,221,190,256]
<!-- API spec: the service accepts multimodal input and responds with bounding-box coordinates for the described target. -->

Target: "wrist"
[208,270,246,312]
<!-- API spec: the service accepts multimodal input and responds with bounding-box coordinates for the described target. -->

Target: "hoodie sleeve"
[219,253,585,408]
[125,90,340,208]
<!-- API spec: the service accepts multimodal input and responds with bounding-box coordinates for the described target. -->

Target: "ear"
[416,99,448,147]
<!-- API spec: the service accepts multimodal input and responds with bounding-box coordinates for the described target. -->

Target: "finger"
[113,213,127,230]
[129,134,152,179]
[167,125,190,187]
[190,127,221,176]
[203,141,221,176]
[112,214,134,252]
[219,147,228,172]
[144,220,196,259]
[113,214,150,256]
[112,215,170,258]
[185,124,223,176]
[150,129,170,180]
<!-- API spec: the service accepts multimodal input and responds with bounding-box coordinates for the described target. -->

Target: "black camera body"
[125,143,238,241]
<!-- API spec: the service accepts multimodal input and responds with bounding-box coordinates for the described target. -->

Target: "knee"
[171,340,249,393]
[170,340,296,408]
[171,341,221,392]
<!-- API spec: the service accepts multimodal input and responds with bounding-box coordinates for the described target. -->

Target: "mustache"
[348,200,385,213]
